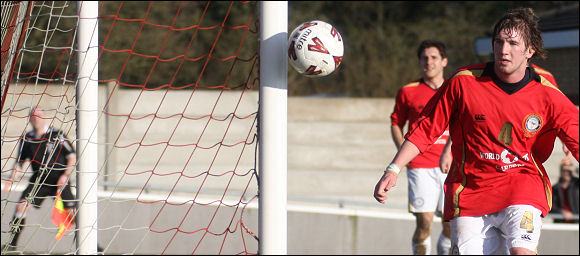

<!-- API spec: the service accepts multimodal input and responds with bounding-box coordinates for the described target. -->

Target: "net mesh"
[1,1,260,254]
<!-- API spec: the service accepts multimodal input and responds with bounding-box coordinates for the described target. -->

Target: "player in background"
[375,7,579,255]
[2,107,77,251]
[390,39,451,255]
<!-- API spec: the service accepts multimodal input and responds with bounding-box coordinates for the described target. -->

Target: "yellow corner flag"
[52,189,74,240]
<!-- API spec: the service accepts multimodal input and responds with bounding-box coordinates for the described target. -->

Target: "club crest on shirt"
[522,113,543,138]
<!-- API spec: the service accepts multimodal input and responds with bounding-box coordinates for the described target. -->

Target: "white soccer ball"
[288,20,344,78]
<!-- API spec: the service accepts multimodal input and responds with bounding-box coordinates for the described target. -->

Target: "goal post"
[76,1,99,254]
[258,1,288,255]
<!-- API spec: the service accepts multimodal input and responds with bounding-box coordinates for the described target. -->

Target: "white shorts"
[450,205,543,255]
[407,167,447,215]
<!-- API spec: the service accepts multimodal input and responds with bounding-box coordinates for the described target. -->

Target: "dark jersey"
[17,127,75,185]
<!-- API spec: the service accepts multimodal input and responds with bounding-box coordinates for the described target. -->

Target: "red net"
[2,1,260,254]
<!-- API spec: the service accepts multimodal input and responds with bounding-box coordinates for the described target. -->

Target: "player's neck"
[423,76,444,90]
[494,65,528,84]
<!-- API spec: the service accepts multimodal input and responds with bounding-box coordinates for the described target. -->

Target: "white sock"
[412,235,431,255]
[437,233,451,255]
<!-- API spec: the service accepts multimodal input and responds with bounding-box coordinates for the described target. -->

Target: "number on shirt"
[520,211,534,233]
[498,123,513,146]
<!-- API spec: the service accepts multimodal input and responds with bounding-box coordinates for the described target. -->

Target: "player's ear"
[525,47,535,59]
[442,57,448,67]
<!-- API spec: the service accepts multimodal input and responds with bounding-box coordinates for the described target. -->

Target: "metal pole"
[76,1,99,254]
[258,1,288,254]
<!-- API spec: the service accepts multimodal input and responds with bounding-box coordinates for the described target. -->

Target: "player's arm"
[4,162,23,193]
[57,154,76,187]
[391,125,405,150]
[57,133,76,188]
[390,88,408,150]
[376,77,456,203]
[439,139,452,173]
[561,137,579,162]
[377,79,455,203]
[391,140,421,171]
[374,140,420,203]
[554,100,579,161]
[377,90,411,203]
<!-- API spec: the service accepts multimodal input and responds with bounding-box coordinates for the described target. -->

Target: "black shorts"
[20,183,76,209]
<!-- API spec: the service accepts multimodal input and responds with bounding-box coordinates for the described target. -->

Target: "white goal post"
[258,1,288,254]
[76,1,99,254]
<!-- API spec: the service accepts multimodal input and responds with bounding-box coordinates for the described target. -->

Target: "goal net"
[0,1,286,254]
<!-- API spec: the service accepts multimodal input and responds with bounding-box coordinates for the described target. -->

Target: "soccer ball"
[288,20,343,78]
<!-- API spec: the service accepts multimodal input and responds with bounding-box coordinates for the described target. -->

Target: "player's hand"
[562,145,574,165]
[373,171,398,204]
[439,153,452,174]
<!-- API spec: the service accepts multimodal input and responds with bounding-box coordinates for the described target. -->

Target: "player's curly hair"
[492,7,547,60]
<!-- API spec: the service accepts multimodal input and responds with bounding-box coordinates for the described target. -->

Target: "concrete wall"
[1,86,578,254]
[1,191,578,254]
